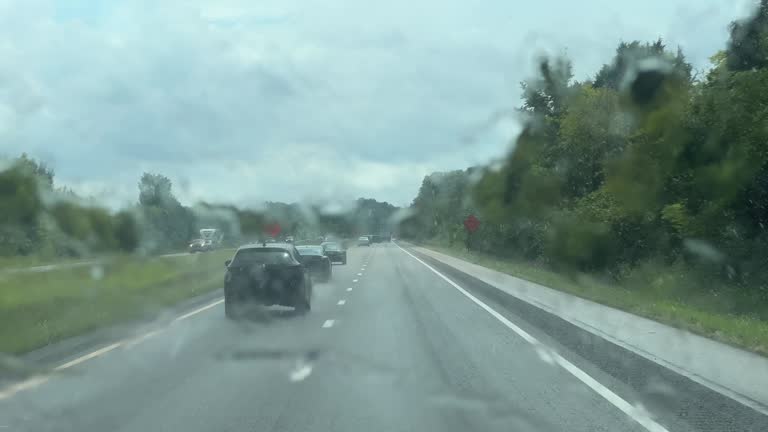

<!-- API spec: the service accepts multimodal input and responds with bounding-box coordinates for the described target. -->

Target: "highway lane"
[0,242,758,431]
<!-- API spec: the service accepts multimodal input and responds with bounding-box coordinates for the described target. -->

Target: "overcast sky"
[0,0,755,208]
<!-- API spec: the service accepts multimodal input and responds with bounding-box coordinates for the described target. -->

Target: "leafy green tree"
[0,161,44,255]
[136,172,195,252]
[113,210,139,252]
[139,173,175,207]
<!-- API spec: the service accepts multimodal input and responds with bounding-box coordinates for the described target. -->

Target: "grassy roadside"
[0,249,233,354]
[0,255,92,272]
[419,241,768,357]
[0,248,213,272]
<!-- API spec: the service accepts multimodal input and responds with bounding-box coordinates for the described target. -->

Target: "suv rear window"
[231,248,295,266]
[296,246,324,256]
[323,243,341,251]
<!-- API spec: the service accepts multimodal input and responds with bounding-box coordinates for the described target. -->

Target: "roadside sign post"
[463,214,480,250]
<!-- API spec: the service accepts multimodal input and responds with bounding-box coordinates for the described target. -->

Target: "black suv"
[320,241,347,265]
[295,245,332,282]
[224,243,312,318]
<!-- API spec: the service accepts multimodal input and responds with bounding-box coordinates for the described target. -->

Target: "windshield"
[3,2,768,432]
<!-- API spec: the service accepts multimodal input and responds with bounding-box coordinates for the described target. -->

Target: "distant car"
[199,228,223,248]
[358,236,370,246]
[321,241,347,264]
[285,236,294,243]
[189,238,213,253]
[224,243,312,318]
[295,245,332,282]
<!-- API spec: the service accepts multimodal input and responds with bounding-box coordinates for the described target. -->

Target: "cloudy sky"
[0,0,755,208]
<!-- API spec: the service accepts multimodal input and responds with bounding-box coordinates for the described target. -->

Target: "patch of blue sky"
[54,0,117,25]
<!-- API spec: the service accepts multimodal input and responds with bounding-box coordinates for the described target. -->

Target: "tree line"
[0,154,398,258]
[401,2,768,299]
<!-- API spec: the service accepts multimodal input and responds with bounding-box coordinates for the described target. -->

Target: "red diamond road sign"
[464,214,480,233]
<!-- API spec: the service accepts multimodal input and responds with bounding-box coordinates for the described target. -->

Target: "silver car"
[358,236,371,246]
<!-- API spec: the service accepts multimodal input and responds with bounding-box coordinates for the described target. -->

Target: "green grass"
[0,248,198,272]
[420,241,768,357]
[0,250,233,354]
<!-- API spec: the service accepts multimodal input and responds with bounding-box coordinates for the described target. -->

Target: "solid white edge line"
[54,342,123,370]
[122,329,163,349]
[174,298,224,321]
[408,246,768,416]
[0,376,50,400]
[395,243,669,432]
[322,319,335,328]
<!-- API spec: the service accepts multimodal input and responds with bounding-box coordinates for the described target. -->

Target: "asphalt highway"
[0,243,765,432]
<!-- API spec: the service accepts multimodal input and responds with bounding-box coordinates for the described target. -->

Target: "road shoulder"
[399,242,768,430]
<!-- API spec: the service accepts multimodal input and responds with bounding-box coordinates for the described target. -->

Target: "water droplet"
[90,265,104,280]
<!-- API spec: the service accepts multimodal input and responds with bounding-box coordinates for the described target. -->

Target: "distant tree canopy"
[0,155,398,258]
[403,25,768,291]
[593,39,692,90]
[0,155,140,256]
[138,173,176,207]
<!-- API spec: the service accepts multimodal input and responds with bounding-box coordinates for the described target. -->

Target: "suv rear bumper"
[325,252,346,263]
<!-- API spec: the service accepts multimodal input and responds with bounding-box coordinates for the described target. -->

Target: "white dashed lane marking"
[322,319,335,328]
[347,288,353,292]
[357,273,363,276]
[289,363,313,382]
[337,300,346,305]
[353,279,358,283]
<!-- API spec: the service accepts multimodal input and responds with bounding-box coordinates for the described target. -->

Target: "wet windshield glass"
[3,1,768,432]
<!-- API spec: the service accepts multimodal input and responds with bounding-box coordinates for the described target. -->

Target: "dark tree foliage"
[138,173,175,207]
[0,154,141,256]
[727,0,768,71]
[594,39,692,90]
[2,154,397,257]
[402,32,768,298]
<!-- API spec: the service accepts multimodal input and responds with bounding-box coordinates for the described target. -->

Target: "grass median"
[420,242,768,357]
[0,250,234,354]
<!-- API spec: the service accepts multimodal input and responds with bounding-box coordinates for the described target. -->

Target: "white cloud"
[0,0,753,208]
